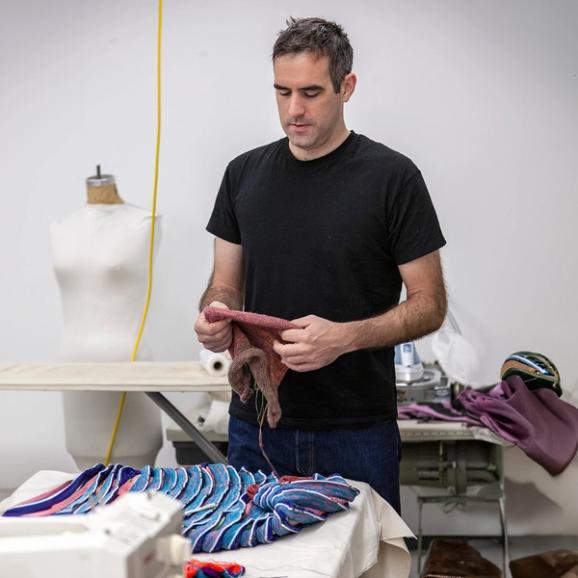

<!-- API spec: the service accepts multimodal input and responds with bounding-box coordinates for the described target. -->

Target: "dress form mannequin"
[50,168,162,469]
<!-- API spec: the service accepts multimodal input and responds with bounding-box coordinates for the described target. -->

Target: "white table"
[0,470,413,578]
[0,362,414,578]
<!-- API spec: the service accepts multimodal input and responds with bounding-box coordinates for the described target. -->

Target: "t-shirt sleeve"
[387,170,446,265]
[206,164,241,244]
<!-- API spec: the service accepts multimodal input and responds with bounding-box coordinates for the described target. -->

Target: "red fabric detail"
[278,475,312,484]
[245,482,261,500]
[184,559,244,577]
[203,307,298,428]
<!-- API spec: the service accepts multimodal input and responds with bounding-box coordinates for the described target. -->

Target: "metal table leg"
[498,494,509,577]
[146,392,227,464]
[498,466,509,578]
[414,493,508,578]
[417,497,424,576]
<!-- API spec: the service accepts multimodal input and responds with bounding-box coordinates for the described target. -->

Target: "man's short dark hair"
[272,17,353,93]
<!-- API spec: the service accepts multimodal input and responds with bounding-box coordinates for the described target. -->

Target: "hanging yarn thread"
[203,306,299,473]
[253,380,277,476]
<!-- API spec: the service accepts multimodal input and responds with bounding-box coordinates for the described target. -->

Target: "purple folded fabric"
[457,376,578,475]
[397,401,481,425]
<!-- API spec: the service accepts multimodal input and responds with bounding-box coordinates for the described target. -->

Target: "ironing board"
[0,361,230,463]
[0,360,415,577]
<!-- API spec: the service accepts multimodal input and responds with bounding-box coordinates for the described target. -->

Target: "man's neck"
[289,126,351,161]
[87,185,124,205]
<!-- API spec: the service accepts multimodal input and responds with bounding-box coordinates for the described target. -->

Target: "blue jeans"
[228,416,402,514]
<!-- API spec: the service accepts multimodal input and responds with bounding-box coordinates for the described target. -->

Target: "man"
[194,17,446,513]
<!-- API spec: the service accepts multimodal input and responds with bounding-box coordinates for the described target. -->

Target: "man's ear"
[342,72,357,102]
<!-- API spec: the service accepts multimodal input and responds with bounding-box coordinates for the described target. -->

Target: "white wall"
[0,0,577,535]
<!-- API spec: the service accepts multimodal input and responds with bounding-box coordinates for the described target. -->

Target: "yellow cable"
[104,0,163,466]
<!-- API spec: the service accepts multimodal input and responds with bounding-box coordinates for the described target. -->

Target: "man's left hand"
[272,315,350,372]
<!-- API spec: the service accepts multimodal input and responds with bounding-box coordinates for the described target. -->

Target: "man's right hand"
[194,301,233,352]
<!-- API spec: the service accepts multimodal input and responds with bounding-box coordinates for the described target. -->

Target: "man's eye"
[278,90,291,97]
[304,91,321,98]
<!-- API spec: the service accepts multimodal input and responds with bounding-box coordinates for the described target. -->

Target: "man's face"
[273,52,345,155]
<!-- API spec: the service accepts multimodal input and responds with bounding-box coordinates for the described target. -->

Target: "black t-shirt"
[207,131,446,429]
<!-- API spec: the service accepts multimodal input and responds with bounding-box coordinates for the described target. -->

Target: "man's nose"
[288,94,305,117]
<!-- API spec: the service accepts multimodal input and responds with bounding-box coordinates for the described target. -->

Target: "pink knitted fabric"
[203,306,297,427]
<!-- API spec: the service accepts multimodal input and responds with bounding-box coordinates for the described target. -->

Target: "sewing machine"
[0,492,190,578]
[395,341,451,405]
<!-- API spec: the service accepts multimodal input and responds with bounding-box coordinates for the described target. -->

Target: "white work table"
[397,418,510,445]
[0,361,414,578]
[0,470,413,578]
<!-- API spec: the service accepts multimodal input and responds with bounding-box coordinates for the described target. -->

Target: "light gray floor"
[409,535,578,578]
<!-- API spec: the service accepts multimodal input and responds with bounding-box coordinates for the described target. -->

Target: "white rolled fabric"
[197,399,230,434]
[199,348,231,377]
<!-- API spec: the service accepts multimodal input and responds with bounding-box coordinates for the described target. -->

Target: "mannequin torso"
[50,175,162,469]
[51,203,158,361]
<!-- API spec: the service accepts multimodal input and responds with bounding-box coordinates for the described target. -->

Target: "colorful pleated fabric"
[3,464,359,553]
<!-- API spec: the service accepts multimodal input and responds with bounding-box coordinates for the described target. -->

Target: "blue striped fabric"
[3,464,359,553]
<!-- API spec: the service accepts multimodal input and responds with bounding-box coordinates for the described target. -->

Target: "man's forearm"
[199,285,243,311]
[341,291,447,353]
[274,252,446,372]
